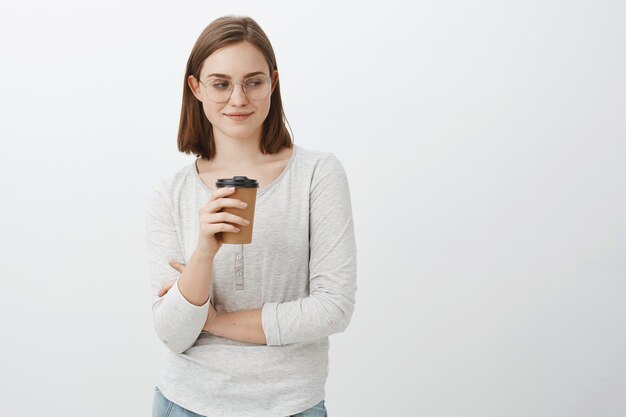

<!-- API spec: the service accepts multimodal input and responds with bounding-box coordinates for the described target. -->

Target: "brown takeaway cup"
[215,176,259,244]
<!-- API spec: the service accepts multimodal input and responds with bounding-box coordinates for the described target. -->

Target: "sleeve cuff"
[153,277,210,353]
[261,302,282,346]
[171,277,211,309]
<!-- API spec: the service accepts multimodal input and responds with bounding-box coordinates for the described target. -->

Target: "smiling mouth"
[225,112,253,120]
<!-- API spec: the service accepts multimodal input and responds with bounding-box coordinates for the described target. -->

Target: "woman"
[146,15,356,417]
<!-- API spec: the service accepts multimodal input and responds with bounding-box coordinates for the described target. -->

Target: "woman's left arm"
[262,153,357,346]
[204,309,266,344]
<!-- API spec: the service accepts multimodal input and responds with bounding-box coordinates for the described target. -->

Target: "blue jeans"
[153,386,327,417]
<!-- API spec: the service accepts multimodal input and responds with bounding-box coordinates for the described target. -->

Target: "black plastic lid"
[215,176,259,188]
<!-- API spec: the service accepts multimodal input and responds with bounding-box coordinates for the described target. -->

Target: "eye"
[244,78,265,88]
[210,79,230,90]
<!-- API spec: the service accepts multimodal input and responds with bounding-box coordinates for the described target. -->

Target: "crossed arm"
[160,260,267,345]
[150,154,355,351]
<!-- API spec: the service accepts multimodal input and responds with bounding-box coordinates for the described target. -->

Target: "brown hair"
[177,15,293,159]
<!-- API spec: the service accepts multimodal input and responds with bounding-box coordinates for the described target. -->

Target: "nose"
[229,82,248,105]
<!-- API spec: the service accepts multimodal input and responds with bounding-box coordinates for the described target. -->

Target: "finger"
[209,187,236,202]
[200,189,235,215]
[208,212,250,227]
[199,210,246,229]
[159,280,175,297]
[200,222,241,234]
[214,198,248,209]
[202,197,247,215]
[168,261,182,272]
[168,260,186,272]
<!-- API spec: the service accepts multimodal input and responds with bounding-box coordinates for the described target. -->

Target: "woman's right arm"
[146,184,247,354]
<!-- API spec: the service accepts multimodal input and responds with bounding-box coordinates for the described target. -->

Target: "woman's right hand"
[196,187,250,258]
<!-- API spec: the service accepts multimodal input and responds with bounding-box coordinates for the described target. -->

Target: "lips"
[225,112,253,121]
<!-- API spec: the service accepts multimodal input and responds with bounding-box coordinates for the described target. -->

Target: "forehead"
[201,41,269,78]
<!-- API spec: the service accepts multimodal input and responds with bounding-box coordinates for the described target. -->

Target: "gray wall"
[0,1,624,416]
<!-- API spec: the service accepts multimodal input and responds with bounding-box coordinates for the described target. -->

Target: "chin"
[216,127,263,141]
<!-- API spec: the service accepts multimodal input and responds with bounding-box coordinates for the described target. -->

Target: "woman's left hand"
[157,261,186,296]
[160,260,220,329]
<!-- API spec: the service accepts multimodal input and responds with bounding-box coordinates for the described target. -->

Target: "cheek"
[202,103,222,123]
[258,99,272,120]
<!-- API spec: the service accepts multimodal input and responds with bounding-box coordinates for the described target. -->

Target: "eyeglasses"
[199,75,272,103]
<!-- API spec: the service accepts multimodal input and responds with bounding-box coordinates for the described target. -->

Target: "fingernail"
[228,187,236,191]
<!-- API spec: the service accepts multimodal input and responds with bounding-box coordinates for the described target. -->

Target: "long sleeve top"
[145,144,357,417]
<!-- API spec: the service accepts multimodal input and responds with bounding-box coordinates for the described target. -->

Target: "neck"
[211,129,265,169]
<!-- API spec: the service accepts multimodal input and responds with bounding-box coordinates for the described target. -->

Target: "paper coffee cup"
[215,176,259,244]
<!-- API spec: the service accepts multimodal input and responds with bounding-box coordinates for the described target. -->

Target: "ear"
[188,75,203,102]
[271,70,279,93]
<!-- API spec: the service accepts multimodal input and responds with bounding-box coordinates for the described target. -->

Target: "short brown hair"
[177,16,293,159]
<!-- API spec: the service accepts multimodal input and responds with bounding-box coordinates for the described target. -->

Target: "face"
[188,41,278,144]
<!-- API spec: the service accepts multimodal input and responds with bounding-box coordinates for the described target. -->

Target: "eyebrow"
[206,71,267,79]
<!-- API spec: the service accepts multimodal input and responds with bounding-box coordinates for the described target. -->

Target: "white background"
[1,1,625,416]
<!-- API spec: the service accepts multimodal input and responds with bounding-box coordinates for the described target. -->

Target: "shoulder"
[149,160,197,205]
[289,146,351,201]
[292,144,347,176]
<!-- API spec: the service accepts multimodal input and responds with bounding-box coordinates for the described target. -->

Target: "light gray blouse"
[145,144,357,417]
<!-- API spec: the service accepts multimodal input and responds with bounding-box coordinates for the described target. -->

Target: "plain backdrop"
[1,1,625,416]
